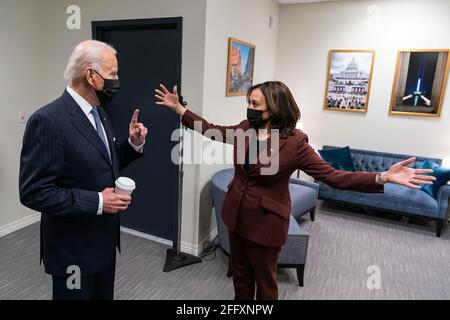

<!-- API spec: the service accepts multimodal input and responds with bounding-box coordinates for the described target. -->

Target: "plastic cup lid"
[115,177,136,190]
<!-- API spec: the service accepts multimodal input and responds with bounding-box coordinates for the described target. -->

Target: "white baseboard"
[0,212,41,238]
[203,226,218,243]
[120,226,218,257]
[181,227,218,256]
[120,227,173,247]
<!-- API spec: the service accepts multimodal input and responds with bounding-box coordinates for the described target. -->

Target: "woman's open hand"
[385,157,436,189]
[155,84,180,111]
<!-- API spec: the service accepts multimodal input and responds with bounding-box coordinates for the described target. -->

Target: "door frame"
[92,17,183,90]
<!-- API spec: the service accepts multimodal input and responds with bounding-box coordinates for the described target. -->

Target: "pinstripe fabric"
[19,90,144,276]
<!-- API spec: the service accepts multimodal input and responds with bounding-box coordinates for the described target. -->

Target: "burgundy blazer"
[182,109,384,247]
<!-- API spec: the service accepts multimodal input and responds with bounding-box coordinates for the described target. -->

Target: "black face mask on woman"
[247,108,269,129]
[93,70,121,105]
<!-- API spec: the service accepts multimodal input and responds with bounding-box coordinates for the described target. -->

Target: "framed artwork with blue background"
[389,49,450,117]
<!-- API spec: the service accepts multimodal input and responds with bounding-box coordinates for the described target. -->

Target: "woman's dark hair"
[247,81,301,136]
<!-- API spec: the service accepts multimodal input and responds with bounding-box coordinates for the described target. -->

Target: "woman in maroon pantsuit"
[155,81,434,300]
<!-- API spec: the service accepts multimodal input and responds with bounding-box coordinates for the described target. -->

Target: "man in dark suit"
[19,40,148,300]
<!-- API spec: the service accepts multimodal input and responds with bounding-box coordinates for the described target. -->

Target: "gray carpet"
[1,200,449,300]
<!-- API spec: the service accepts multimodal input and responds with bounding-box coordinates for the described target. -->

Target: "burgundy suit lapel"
[248,133,288,174]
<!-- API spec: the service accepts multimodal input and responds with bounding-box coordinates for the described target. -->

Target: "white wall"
[0,0,279,251]
[191,0,280,244]
[275,0,450,165]
[0,0,209,249]
[0,0,48,231]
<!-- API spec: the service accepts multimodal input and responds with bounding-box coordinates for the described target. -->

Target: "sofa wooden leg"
[227,258,232,278]
[296,264,305,287]
[310,209,316,222]
[436,220,444,237]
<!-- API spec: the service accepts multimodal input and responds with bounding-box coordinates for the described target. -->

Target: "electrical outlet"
[19,111,27,123]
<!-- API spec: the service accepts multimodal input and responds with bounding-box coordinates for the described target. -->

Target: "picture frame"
[323,49,376,113]
[389,49,450,118]
[226,38,256,97]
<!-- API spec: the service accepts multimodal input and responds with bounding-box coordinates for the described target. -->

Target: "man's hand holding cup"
[102,177,136,214]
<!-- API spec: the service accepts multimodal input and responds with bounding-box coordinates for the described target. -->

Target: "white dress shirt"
[66,86,144,215]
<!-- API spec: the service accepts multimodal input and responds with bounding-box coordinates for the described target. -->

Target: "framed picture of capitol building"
[226,38,255,97]
[324,49,376,113]
[389,49,450,118]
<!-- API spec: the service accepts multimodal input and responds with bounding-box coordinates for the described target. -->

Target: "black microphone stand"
[163,96,202,272]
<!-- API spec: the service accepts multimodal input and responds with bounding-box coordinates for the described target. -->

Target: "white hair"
[63,40,116,84]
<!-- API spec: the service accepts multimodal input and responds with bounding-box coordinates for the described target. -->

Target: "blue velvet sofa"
[318,146,450,237]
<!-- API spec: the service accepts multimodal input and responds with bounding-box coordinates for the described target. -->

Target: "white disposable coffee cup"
[115,177,136,196]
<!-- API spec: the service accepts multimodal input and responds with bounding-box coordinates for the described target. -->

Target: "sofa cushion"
[319,182,439,218]
[289,183,317,217]
[319,146,356,172]
[288,215,306,235]
[418,160,450,199]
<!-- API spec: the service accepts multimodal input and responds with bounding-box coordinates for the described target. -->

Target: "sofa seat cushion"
[280,215,310,264]
[288,214,308,236]
[319,182,439,218]
[289,183,317,217]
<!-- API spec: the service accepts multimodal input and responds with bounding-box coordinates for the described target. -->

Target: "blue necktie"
[91,108,111,160]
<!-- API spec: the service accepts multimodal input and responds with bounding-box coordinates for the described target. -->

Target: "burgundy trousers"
[228,231,281,300]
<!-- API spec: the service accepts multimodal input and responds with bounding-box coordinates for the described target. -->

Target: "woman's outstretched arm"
[297,134,435,192]
[155,84,244,144]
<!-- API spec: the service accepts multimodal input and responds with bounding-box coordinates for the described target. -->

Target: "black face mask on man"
[93,70,121,105]
[247,108,269,129]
